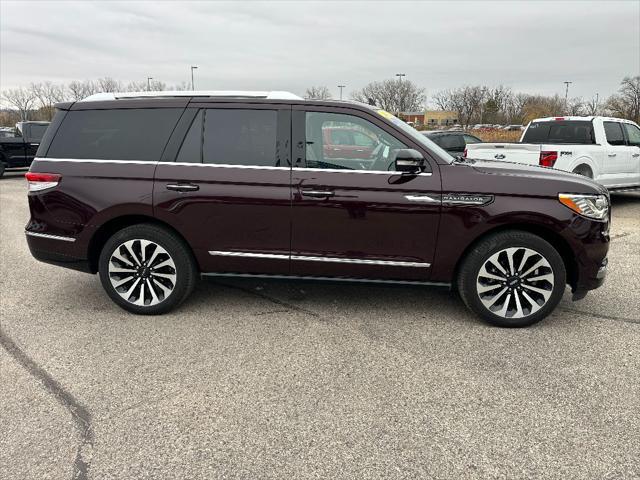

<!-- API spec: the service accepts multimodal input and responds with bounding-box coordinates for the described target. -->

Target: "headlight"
[558,193,609,220]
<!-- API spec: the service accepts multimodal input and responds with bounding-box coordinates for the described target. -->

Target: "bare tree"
[97,77,122,93]
[169,82,190,91]
[67,80,98,100]
[605,76,640,123]
[31,82,67,120]
[351,79,425,113]
[432,86,486,127]
[305,86,332,100]
[566,97,586,116]
[585,95,600,116]
[1,87,37,121]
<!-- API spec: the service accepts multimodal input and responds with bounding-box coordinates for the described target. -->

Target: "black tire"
[0,162,5,178]
[98,223,197,315]
[572,165,593,178]
[457,230,566,327]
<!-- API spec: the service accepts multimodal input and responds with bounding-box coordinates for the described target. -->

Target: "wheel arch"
[87,214,197,273]
[452,223,577,290]
[569,156,597,178]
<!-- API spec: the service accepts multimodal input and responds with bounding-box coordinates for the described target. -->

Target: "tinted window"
[203,109,278,166]
[176,110,203,163]
[604,122,625,146]
[305,111,407,171]
[463,134,481,144]
[47,108,182,160]
[29,124,49,140]
[522,121,595,144]
[437,134,465,151]
[622,123,640,146]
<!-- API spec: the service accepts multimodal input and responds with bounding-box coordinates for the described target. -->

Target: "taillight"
[463,148,468,158]
[539,151,558,168]
[25,172,61,192]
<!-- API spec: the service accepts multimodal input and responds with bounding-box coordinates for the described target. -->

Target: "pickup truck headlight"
[558,193,609,220]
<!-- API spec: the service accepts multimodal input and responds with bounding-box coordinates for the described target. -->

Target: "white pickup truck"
[465,116,640,190]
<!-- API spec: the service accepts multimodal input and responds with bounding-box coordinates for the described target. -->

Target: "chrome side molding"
[208,250,430,268]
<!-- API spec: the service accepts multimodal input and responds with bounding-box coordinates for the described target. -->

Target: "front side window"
[46,108,183,161]
[604,121,625,146]
[203,109,278,166]
[622,123,640,146]
[304,112,407,171]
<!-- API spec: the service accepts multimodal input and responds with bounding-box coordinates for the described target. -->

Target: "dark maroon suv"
[25,91,610,327]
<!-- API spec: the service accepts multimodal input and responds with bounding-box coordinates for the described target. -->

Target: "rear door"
[621,122,640,184]
[289,106,441,282]
[603,121,632,181]
[154,104,292,275]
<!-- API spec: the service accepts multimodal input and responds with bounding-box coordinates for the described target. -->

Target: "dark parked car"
[0,121,50,176]
[421,130,482,156]
[25,91,610,327]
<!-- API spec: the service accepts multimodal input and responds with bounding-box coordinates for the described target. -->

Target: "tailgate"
[466,143,542,165]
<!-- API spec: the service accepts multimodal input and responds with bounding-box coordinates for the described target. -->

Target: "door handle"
[166,183,199,192]
[301,190,334,198]
[608,153,617,157]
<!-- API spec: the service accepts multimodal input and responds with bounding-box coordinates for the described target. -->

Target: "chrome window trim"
[208,250,430,268]
[25,231,76,242]
[35,158,433,176]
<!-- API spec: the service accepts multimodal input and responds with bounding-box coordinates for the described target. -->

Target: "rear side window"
[203,109,278,166]
[176,110,203,163]
[46,108,183,161]
[622,123,640,146]
[522,121,595,144]
[604,122,625,146]
[437,135,465,151]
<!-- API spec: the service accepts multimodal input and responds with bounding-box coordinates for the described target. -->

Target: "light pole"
[338,85,346,100]
[191,66,198,91]
[564,81,572,114]
[147,77,153,91]
[395,73,406,116]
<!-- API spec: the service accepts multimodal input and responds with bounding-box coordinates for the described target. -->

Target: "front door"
[622,122,640,185]
[154,105,292,275]
[603,121,632,183]
[290,107,441,282]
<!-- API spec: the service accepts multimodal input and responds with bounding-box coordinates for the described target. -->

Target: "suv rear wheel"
[457,230,566,327]
[98,224,197,314]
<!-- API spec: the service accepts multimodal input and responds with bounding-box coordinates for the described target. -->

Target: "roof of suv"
[80,90,306,102]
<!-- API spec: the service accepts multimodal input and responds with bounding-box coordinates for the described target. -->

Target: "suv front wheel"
[98,224,197,315]
[457,230,566,327]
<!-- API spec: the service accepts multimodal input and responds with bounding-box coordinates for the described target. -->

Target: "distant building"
[399,110,458,127]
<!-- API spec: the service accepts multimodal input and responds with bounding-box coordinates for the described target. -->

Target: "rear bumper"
[26,231,92,273]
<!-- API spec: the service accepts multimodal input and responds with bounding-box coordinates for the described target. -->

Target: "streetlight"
[564,81,572,113]
[147,77,153,91]
[191,66,198,91]
[338,85,346,100]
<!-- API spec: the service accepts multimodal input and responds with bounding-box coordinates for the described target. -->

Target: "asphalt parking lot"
[1,170,639,480]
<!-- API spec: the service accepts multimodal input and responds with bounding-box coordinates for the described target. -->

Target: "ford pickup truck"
[0,121,50,177]
[465,116,640,190]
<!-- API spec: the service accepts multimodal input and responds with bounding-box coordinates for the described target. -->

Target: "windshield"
[373,109,454,163]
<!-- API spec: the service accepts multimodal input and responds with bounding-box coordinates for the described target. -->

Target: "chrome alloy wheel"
[476,247,554,319]
[108,239,177,306]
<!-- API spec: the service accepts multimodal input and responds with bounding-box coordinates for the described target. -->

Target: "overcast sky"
[1,0,639,104]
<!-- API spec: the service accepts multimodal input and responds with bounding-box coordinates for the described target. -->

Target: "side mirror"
[395,149,426,174]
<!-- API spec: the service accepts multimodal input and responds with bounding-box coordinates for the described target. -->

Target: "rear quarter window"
[522,121,595,144]
[46,108,183,161]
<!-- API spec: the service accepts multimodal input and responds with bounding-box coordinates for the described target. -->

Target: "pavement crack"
[0,327,94,480]
[211,281,324,319]
[559,307,640,324]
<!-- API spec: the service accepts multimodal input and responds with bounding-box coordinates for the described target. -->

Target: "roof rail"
[80,90,304,102]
